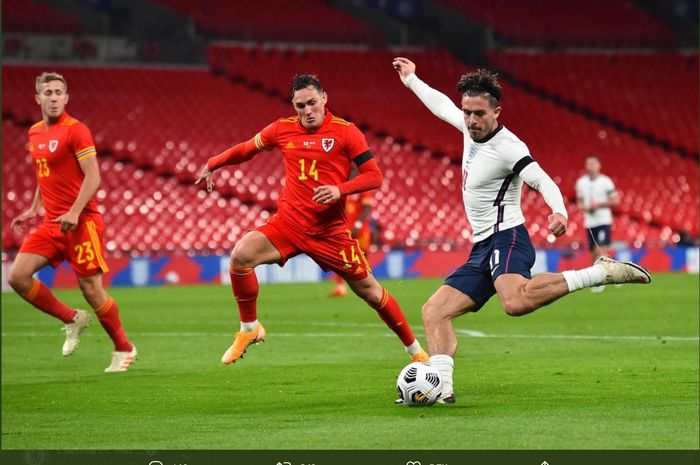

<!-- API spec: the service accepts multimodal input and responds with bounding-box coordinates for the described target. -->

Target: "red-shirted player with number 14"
[9,72,136,372]
[197,74,428,367]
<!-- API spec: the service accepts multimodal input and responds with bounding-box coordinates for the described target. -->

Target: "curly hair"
[290,73,323,100]
[457,69,502,108]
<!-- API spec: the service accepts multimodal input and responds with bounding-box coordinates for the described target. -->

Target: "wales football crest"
[49,140,59,153]
[322,138,335,153]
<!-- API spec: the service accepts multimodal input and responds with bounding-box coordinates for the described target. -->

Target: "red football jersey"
[256,110,370,235]
[27,112,99,221]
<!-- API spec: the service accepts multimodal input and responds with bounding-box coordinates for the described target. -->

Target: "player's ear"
[321,91,328,105]
[65,92,69,105]
[35,94,41,105]
[493,106,501,118]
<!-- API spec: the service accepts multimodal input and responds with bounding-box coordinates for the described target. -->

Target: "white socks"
[404,340,422,356]
[562,265,606,292]
[240,320,258,332]
[429,354,454,395]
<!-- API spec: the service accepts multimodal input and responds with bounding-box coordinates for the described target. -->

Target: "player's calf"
[349,277,427,360]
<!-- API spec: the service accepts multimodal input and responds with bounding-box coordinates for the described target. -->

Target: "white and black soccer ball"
[396,362,443,406]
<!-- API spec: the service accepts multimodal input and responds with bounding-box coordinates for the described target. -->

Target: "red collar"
[45,111,69,129]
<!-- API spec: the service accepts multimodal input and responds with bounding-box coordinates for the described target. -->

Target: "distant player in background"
[8,72,137,372]
[393,57,651,403]
[576,155,620,292]
[330,166,373,297]
[196,74,428,367]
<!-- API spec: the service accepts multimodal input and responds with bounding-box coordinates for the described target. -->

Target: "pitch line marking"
[2,330,698,342]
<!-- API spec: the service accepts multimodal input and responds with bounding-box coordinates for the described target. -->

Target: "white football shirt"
[575,174,616,228]
[406,74,567,243]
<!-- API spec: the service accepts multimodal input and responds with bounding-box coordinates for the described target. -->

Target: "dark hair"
[457,69,502,108]
[290,73,323,100]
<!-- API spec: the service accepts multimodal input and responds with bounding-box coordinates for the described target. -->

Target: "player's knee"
[362,285,384,307]
[351,279,382,306]
[502,298,530,317]
[7,268,31,294]
[421,302,438,326]
[230,247,256,270]
[80,287,99,305]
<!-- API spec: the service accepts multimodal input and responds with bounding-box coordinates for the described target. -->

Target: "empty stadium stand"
[436,0,674,47]
[2,0,84,34]
[488,51,699,156]
[153,0,379,43]
[3,45,695,255]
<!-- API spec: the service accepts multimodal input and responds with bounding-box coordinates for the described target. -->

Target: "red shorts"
[19,215,109,277]
[257,214,371,281]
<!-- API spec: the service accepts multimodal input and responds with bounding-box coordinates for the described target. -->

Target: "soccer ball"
[396,362,443,406]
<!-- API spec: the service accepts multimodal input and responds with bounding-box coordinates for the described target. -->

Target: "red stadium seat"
[2,53,695,255]
[436,0,674,48]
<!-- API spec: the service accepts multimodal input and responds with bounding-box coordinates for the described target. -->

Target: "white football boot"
[62,309,91,356]
[104,345,138,372]
[593,256,651,285]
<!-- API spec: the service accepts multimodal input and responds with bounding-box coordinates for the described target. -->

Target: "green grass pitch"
[2,274,698,449]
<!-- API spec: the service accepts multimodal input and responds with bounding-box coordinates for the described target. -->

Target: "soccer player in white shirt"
[576,155,620,292]
[576,155,620,260]
[392,57,650,404]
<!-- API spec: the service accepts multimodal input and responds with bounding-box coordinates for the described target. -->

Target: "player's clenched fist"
[548,213,567,237]
[312,185,341,205]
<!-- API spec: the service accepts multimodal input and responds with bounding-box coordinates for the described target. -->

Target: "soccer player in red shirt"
[196,74,428,366]
[329,167,373,297]
[8,72,137,372]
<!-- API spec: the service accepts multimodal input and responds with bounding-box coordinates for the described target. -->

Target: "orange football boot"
[221,323,266,364]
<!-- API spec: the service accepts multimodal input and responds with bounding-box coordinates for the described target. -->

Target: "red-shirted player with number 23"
[197,74,428,367]
[8,72,136,372]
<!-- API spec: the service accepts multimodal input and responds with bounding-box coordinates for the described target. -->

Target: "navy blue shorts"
[587,225,612,250]
[444,224,536,311]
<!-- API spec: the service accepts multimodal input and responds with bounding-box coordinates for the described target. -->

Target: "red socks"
[23,279,131,352]
[230,267,259,323]
[370,288,416,346]
[22,279,77,324]
[94,297,132,352]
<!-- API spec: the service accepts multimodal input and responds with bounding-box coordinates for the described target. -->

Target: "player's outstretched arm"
[196,136,263,192]
[520,162,568,237]
[392,57,465,132]
[10,186,42,231]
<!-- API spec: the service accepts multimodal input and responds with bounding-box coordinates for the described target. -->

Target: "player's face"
[462,95,501,141]
[585,157,601,176]
[35,80,69,122]
[292,86,327,130]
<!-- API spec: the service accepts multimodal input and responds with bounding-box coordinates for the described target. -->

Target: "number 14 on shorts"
[339,245,362,268]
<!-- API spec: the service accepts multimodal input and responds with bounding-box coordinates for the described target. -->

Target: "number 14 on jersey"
[298,159,318,181]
